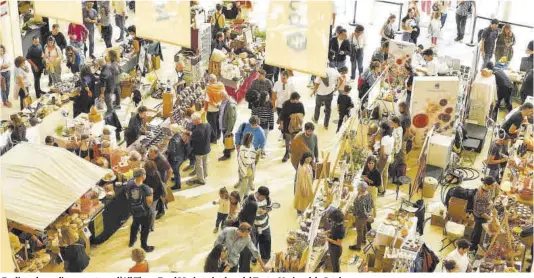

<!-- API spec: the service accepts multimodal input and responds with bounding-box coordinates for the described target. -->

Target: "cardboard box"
[431,213,446,228]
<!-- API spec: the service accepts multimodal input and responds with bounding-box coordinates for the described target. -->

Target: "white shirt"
[26,126,41,144]
[424,58,440,76]
[393,126,403,154]
[337,38,343,50]
[273,80,295,108]
[381,135,395,155]
[412,53,425,68]
[14,64,32,92]
[445,249,469,272]
[315,67,340,96]
[0,53,11,73]
[351,33,366,49]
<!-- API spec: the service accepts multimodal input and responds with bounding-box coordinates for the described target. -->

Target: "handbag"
[223,133,235,150]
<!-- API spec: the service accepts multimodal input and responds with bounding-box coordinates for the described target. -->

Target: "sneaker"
[213,227,218,233]
[128,242,134,248]
[142,246,155,253]
[312,118,318,124]
[349,245,361,251]
[170,186,181,191]
[454,37,462,42]
[233,182,240,189]
[282,153,289,163]
[184,165,194,171]
[186,179,205,185]
[218,156,230,161]
[90,54,96,60]
[324,125,329,130]
[378,191,385,197]
[155,212,165,220]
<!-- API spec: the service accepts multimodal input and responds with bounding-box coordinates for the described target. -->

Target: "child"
[226,191,241,225]
[212,187,230,233]
[129,248,149,272]
[336,85,355,133]
[428,12,442,46]
[338,66,349,94]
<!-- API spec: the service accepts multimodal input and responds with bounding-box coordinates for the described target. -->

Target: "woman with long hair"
[362,155,381,217]
[44,36,63,85]
[13,56,32,110]
[495,24,516,63]
[401,8,420,44]
[143,160,167,231]
[294,152,314,215]
[377,121,394,195]
[204,244,226,272]
[380,14,396,42]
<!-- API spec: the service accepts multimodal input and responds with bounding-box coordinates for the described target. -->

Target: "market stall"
[1,143,107,272]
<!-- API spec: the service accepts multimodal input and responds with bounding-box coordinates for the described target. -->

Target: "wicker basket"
[208,61,221,76]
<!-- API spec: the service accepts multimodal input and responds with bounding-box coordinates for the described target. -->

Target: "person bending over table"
[125,105,148,146]
[415,48,439,76]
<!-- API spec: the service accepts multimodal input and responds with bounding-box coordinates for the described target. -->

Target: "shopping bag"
[164,186,175,203]
[23,96,32,108]
[223,133,235,150]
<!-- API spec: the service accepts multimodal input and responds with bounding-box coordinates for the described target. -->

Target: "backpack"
[237,122,247,145]
[128,185,148,217]
[288,113,304,134]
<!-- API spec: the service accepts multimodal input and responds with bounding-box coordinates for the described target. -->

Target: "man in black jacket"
[43,24,68,50]
[487,62,513,112]
[328,28,351,69]
[125,106,148,146]
[167,124,192,190]
[187,112,212,185]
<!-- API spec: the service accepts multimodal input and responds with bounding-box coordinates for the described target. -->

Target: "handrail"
[469,15,534,45]
[376,0,404,31]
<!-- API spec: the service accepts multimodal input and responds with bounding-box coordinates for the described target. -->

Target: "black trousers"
[336,111,350,133]
[252,227,272,261]
[238,247,252,272]
[329,244,342,272]
[496,87,513,112]
[470,217,487,251]
[32,68,42,98]
[221,129,232,158]
[101,24,113,48]
[207,111,220,143]
[215,212,228,229]
[314,92,334,127]
[456,14,468,39]
[129,214,151,248]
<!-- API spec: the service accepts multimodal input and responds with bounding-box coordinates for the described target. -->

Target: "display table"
[221,71,258,102]
[88,183,131,244]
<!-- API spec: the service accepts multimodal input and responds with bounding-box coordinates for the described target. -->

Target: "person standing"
[291,122,319,173]
[486,131,509,185]
[61,227,90,272]
[167,124,192,191]
[428,12,442,46]
[124,106,148,146]
[127,168,155,253]
[312,64,342,130]
[494,24,515,63]
[147,146,172,186]
[82,1,98,59]
[470,176,495,252]
[272,71,295,121]
[0,45,13,107]
[401,8,420,44]
[445,239,472,272]
[294,152,313,215]
[251,91,274,145]
[236,133,258,197]
[205,74,224,143]
[486,62,513,112]
[218,92,237,161]
[246,187,273,265]
[336,85,354,133]
[361,155,381,218]
[210,4,226,40]
[73,65,94,118]
[350,24,366,81]
[349,180,374,251]
[454,0,476,42]
[25,36,44,99]
[143,161,166,231]
[113,0,127,42]
[326,208,345,273]
[99,1,113,49]
[480,19,500,68]
[234,116,266,155]
[377,121,394,195]
[328,28,351,69]
[65,46,83,74]
[520,69,533,104]
[99,49,121,112]
[380,14,396,42]
[246,69,274,109]
[437,1,450,29]
[280,92,305,163]
[390,116,404,184]
[43,24,68,51]
[187,112,212,185]
[67,23,88,61]
[13,57,32,110]
[173,61,186,92]
[213,223,269,273]
[44,37,63,85]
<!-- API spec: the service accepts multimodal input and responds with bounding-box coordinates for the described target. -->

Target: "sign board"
[410,76,460,147]
[136,0,191,48]
[265,0,332,77]
[33,0,83,24]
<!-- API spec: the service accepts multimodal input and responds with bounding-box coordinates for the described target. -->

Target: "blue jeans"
[350,49,364,80]
[115,14,125,40]
[171,161,183,189]
[1,71,11,102]
[440,13,448,29]
[482,51,493,70]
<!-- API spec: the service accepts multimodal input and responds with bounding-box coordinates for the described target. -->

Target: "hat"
[491,19,499,25]
[133,168,146,178]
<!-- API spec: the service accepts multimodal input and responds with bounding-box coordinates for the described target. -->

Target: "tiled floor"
[6,3,525,273]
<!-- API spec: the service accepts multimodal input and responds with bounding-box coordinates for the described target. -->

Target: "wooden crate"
[121,81,133,99]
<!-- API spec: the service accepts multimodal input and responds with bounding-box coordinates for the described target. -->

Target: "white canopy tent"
[0,143,108,231]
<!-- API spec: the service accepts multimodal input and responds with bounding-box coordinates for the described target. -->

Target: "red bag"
[357,76,364,89]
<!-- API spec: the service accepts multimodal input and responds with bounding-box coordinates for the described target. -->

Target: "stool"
[440,221,466,252]
[363,229,377,254]
[396,176,412,201]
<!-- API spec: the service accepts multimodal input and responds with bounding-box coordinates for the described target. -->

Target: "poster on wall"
[386,39,415,88]
[410,76,460,147]
[135,0,191,48]
[265,0,332,77]
[33,0,83,24]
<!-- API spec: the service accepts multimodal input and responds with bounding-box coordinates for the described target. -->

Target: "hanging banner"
[410,76,460,147]
[33,0,83,24]
[265,0,332,77]
[135,0,191,48]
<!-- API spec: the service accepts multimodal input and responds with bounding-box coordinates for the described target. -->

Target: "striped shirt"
[251,102,275,130]
[352,193,373,219]
[252,195,271,233]
[456,1,474,16]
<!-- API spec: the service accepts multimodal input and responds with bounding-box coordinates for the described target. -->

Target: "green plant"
[350,147,368,171]
[254,28,266,41]
[54,125,64,136]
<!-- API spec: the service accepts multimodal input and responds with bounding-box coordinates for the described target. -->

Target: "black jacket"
[43,32,68,50]
[104,111,123,141]
[239,194,258,226]
[125,114,144,146]
[191,123,212,155]
[493,68,513,96]
[166,134,192,164]
[328,37,351,62]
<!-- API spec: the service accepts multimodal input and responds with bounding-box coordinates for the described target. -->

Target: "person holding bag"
[293,152,314,215]
[236,133,259,197]
[13,57,32,110]
[0,45,13,107]
[44,36,63,85]
[61,227,90,272]
[218,92,237,161]
[349,180,374,251]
